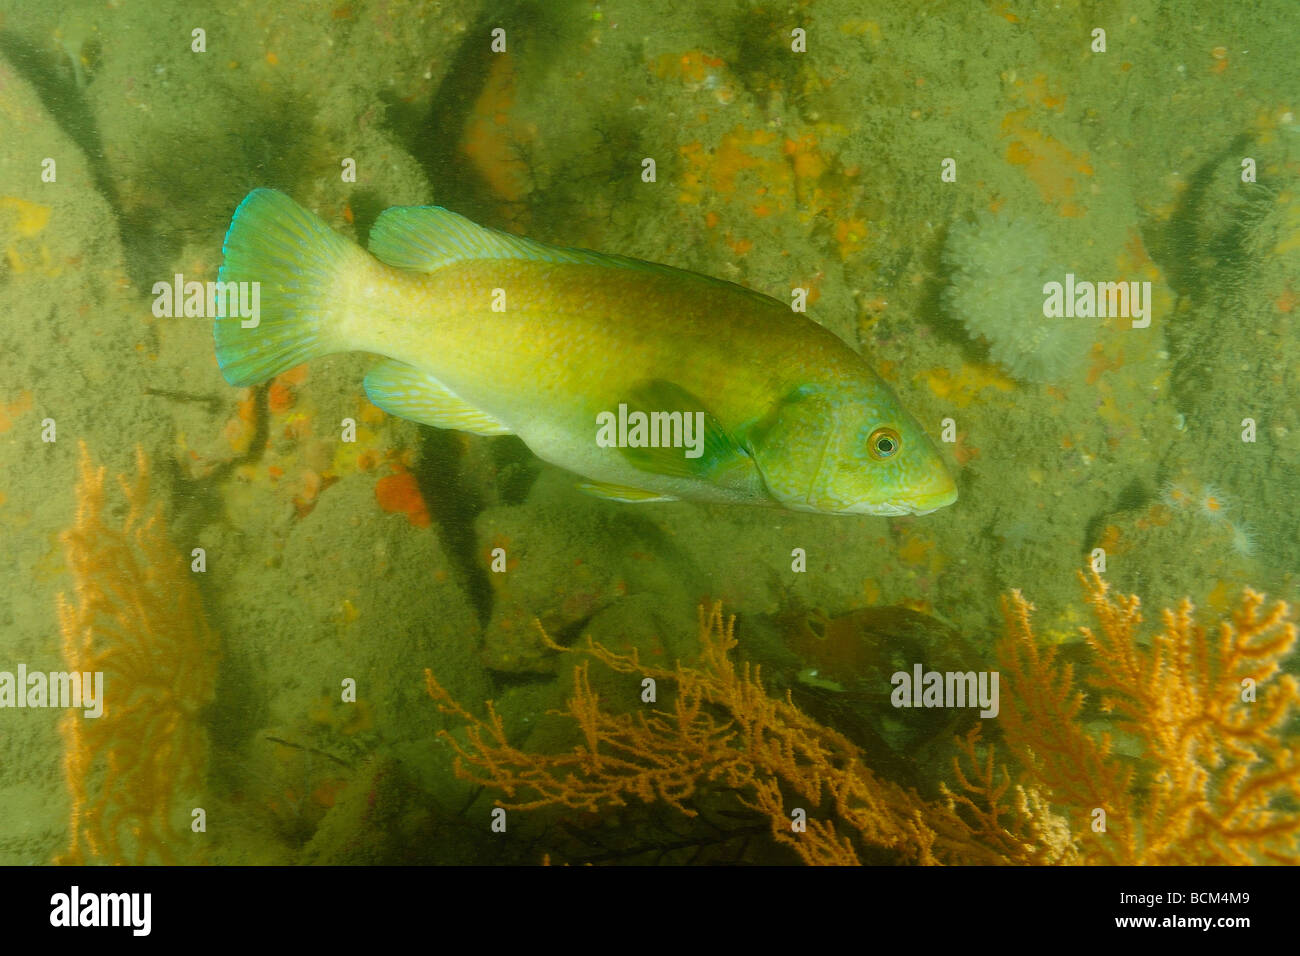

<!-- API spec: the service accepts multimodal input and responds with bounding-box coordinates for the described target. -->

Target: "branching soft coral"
[426,604,999,865]
[56,443,219,864]
[989,571,1299,864]
[426,574,1299,865]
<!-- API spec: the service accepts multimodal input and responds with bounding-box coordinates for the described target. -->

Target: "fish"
[214,189,957,516]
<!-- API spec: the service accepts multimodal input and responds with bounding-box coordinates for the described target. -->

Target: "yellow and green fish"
[215,189,956,516]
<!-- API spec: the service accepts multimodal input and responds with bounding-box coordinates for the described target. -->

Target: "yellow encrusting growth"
[0,196,51,236]
[0,196,53,275]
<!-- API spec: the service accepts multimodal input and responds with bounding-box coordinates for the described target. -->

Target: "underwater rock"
[298,756,441,865]
[0,51,132,866]
[213,466,484,752]
[1149,136,1300,573]
[474,482,699,675]
[477,519,617,674]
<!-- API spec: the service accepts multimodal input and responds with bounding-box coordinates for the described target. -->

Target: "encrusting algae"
[55,443,220,864]
[426,574,1299,865]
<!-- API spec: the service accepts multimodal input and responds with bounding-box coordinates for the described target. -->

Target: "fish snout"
[902,469,958,516]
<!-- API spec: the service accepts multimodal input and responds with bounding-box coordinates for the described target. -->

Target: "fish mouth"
[903,483,959,516]
[845,482,958,517]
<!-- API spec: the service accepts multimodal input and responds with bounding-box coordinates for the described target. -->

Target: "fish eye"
[868,427,901,460]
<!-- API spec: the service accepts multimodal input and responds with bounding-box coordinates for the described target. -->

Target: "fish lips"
[847,484,958,517]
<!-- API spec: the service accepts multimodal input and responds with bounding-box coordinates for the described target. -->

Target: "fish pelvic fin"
[577,481,678,503]
[215,189,361,386]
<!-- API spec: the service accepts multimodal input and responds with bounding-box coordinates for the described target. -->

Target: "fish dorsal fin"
[368,206,567,271]
[363,359,512,436]
[367,205,775,304]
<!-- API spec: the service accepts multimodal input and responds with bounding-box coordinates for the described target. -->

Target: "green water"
[0,0,1295,865]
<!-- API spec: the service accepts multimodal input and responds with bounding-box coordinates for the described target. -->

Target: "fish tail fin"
[214,189,361,386]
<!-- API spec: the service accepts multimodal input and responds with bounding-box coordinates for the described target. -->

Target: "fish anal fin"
[364,360,511,436]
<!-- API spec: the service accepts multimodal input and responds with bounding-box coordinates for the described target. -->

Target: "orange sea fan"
[56,443,220,864]
[993,572,1300,865]
[429,575,1299,866]
[426,604,1008,865]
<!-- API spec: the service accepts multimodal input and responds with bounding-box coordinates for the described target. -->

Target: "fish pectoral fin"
[576,480,678,503]
[618,380,754,483]
[363,360,512,436]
